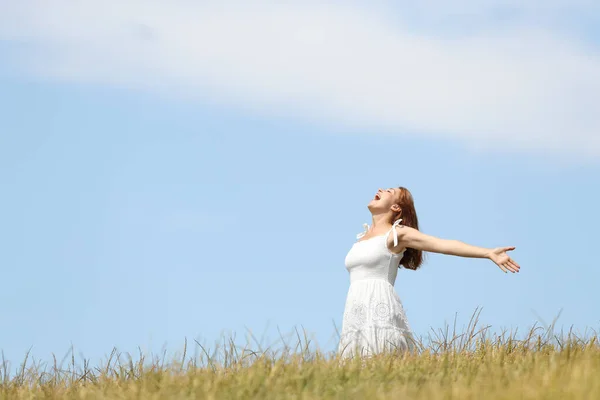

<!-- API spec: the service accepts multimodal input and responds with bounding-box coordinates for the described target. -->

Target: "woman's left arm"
[394,225,520,273]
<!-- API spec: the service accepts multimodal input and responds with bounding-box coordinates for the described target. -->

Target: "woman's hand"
[487,247,520,273]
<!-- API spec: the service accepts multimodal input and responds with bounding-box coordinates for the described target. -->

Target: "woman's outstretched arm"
[393,226,520,273]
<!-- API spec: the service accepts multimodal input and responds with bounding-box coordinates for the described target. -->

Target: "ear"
[391,204,402,214]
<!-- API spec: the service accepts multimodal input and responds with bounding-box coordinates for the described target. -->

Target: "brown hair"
[390,186,423,270]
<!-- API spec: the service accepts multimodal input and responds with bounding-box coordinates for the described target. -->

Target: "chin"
[367,201,381,211]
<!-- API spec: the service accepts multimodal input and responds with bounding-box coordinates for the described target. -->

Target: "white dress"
[337,219,416,359]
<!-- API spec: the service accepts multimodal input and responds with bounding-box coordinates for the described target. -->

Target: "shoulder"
[391,223,413,238]
[386,224,410,254]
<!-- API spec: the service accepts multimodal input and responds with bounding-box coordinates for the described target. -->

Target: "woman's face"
[368,187,400,212]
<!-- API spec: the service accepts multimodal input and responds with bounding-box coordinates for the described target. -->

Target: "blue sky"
[1,1,599,369]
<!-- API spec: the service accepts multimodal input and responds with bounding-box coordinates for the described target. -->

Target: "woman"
[337,187,520,359]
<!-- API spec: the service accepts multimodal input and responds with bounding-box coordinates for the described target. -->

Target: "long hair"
[390,187,423,270]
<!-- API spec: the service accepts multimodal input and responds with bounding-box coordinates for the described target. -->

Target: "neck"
[370,213,392,231]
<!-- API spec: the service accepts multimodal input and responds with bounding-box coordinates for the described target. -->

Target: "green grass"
[2,312,599,399]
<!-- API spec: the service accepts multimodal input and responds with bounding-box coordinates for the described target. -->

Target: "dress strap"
[356,223,370,240]
[388,219,404,247]
[357,220,403,245]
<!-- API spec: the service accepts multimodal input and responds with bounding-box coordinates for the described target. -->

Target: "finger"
[505,262,518,272]
[503,246,516,252]
[508,260,520,272]
[502,263,515,273]
[505,262,517,273]
[498,263,508,273]
[503,260,515,272]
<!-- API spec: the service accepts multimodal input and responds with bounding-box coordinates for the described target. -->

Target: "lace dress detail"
[337,220,416,359]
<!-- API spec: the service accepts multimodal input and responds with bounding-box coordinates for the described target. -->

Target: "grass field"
[2,313,598,399]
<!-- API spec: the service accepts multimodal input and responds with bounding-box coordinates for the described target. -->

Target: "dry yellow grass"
[2,313,598,399]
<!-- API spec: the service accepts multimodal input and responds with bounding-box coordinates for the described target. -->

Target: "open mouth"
[374,193,381,201]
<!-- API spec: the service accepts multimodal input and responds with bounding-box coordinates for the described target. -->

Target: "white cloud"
[1,1,599,156]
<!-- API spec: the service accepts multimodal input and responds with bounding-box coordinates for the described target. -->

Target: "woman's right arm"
[393,226,520,273]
